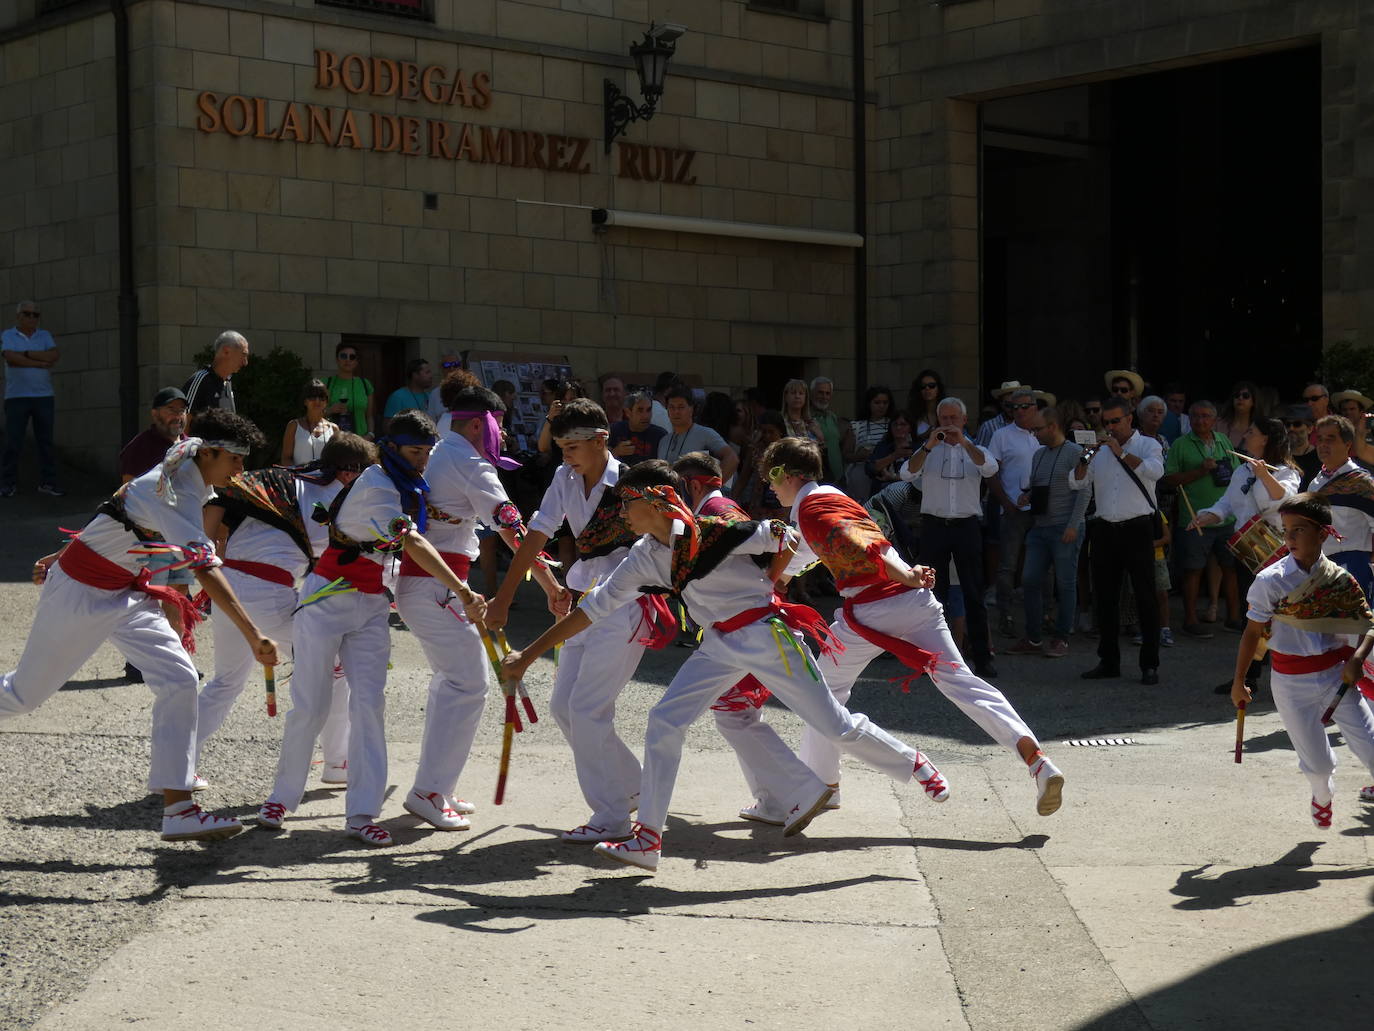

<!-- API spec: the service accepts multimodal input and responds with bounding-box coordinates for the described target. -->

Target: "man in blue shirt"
[1,300,62,497]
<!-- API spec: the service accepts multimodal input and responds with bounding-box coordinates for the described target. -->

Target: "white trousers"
[395,574,488,798]
[196,569,350,766]
[269,574,390,820]
[0,565,198,791]
[638,619,920,839]
[549,599,647,828]
[800,590,1035,786]
[713,703,826,811]
[1271,667,1374,802]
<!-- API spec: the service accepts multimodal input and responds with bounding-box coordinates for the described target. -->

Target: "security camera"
[647,22,687,45]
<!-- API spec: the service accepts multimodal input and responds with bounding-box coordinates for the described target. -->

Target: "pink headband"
[450,410,520,470]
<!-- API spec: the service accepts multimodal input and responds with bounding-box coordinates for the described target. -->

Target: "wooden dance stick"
[478,625,521,731]
[1178,487,1205,536]
[1233,700,1246,763]
[264,664,277,718]
[494,698,516,805]
[496,629,539,724]
[1320,677,1353,727]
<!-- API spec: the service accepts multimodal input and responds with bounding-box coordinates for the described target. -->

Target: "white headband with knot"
[156,437,249,505]
[553,427,610,443]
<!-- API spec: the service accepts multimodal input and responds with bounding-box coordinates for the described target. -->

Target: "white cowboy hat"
[991,380,1027,399]
[1103,369,1144,397]
[1033,390,1057,408]
[1331,389,1374,411]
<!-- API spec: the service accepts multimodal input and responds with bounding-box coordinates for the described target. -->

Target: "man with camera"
[1069,395,1165,685]
[901,397,1000,678]
[1160,400,1241,636]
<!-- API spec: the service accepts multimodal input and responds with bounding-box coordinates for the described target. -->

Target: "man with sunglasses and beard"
[1071,395,1165,685]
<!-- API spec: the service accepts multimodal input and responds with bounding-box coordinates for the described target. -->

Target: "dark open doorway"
[981,46,1321,408]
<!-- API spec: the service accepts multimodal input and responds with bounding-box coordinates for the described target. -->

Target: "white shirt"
[902,438,998,519]
[529,456,626,592]
[1199,464,1300,531]
[80,460,220,574]
[423,430,513,559]
[1067,431,1164,523]
[223,479,344,583]
[988,422,1039,510]
[334,464,406,567]
[579,519,792,628]
[1309,459,1374,555]
[1247,553,1357,656]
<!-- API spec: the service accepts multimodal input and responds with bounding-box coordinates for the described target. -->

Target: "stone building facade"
[1,0,1371,467]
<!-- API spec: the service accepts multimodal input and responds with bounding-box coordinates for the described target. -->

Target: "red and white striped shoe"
[593,822,661,871]
[257,800,287,830]
[561,822,633,843]
[1029,755,1065,816]
[783,784,835,838]
[345,820,394,847]
[1358,785,1374,803]
[913,752,950,803]
[403,790,470,831]
[190,773,209,792]
[1311,798,1333,829]
[452,798,477,815]
[160,803,243,842]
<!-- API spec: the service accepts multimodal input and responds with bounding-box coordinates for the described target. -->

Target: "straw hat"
[991,380,1028,399]
[1103,369,1144,397]
[1034,390,1057,408]
[1331,388,1374,411]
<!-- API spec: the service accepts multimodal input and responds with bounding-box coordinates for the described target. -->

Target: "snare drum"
[1227,514,1287,575]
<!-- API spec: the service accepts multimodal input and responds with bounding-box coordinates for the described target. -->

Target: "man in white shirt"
[1308,414,1374,598]
[987,388,1042,637]
[1069,396,1165,684]
[901,397,1000,678]
[1,300,62,496]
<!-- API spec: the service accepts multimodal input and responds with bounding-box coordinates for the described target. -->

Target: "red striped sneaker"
[1029,755,1065,816]
[593,822,661,871]
[161,803,243,842]
[257,800,287,830]
[345,820,394,847]
[1311,798,1333,829]
[913,752,950,803]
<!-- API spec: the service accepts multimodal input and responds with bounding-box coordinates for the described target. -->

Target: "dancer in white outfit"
[196,433,372,785]
[673,450,829,826]
[0,409,279,841]
[257,411,485,847]
[1231,492,1374,828]
[485,400,673,844]
[501,460,951,873]
[394,383,562,831]
[762,438,1065,817]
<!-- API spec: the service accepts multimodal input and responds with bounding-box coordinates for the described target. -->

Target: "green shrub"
[190,344,314,468]
[1319,340,1374,395]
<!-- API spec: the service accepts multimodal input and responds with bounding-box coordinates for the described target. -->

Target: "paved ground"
[2,479,1373,1030]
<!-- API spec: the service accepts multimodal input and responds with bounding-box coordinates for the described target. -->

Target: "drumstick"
[264,664,277,717]
[1233,699,1246,763]
[1178,488,1205,535]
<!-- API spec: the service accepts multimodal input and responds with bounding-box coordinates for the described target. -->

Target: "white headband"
[553,427,610,443]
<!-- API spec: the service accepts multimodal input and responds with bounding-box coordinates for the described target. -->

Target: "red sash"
[841,581,950,692]
[58,537,204,652]
[712,594,843,660]
[398,550,472,580]
[711,675,771,712]
[631,594,677,650]
[312,546,386,594]
[1270,646,1355,676]
[221,557,295,588]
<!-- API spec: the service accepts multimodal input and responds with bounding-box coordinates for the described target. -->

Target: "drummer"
[1187,417,1301,539]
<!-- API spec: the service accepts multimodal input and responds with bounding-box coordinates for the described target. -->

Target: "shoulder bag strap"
[1112,445,1158,513]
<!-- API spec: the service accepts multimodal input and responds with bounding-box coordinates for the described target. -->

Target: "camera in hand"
[934,431,946,442]
[1079,444,1100,464]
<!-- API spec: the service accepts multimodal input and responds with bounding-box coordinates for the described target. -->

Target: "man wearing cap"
[1105,369,1144,410]
[119,388,190,484]
[1331,389,1374,468]
[1284,404,1321,489]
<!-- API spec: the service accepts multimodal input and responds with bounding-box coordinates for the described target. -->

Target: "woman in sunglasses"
[906,368,945,440]
[325,342,375,437]
[1217,380,1266,450]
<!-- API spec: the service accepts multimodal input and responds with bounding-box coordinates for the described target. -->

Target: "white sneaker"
[823,784,842,810]
[190,773,209,792]
[1029,755,1065,816]
[403,790,471,831]
[452,798,477,815]
[1359,785,1374,803]
[161,803,244,842]
[913,752,950,803]
[320,761,348,787]
[345,820,394,846]
[257,800,287,829]
[738,801,786,827]
[593,822,661,871]
[561,822,633,843]
[783,785,835,838]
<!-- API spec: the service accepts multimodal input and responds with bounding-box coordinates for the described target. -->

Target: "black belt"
[924,515,978,526]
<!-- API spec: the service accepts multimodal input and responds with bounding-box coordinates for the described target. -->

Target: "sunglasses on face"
[1304,393,1327,402]
[442,361,460,369]
[338,352,358,360]
[19,310,39,317]
[1010,402,1035,410]
[1285,421,1309,429]
[1112,386,1133,394]
[1085,406,1101,414]
[920,382,938,390]
[1103,416,1126,426]
[1234,391,1251,400]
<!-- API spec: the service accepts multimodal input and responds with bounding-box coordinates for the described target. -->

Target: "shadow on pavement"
[1169,841,1374,911]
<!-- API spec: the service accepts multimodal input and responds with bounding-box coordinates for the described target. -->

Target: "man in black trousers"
[1069,396,1165,685]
